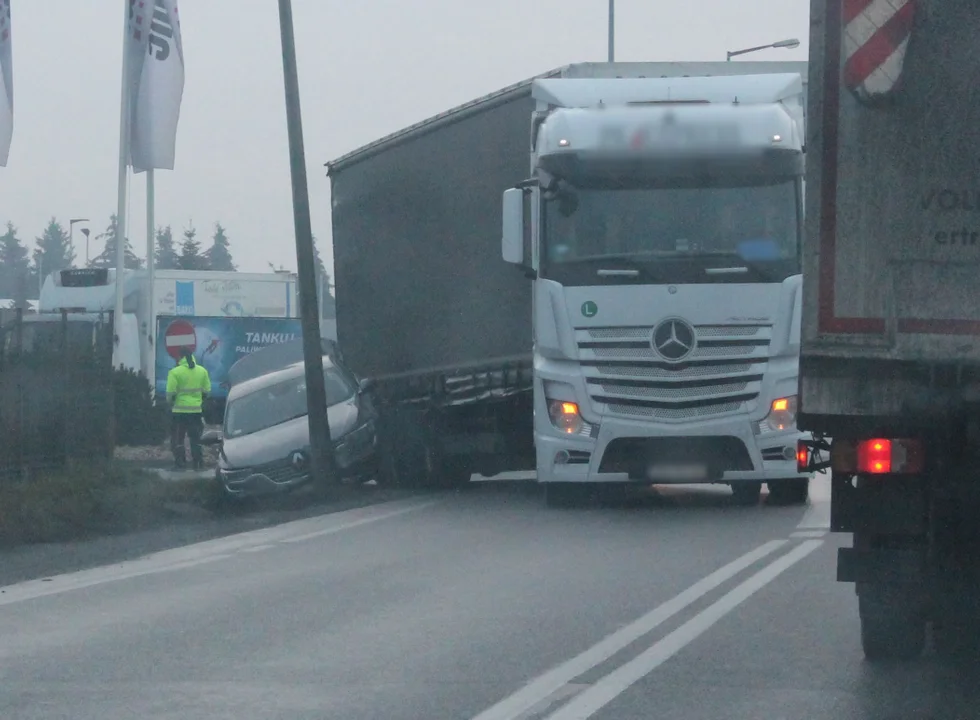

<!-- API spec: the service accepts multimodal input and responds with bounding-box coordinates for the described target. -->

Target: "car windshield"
[223,367,355,438]
[542,180,800,284]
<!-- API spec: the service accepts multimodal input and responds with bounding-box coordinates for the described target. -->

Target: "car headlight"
[763,395,798,432]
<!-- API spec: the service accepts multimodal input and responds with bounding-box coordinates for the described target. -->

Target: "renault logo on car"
[651,318,696,362]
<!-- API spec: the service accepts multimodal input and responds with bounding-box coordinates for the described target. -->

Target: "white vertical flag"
[127,0,184,173]
[0,0,12,167]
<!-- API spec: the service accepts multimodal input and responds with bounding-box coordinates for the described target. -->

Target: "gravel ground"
[113,425,222,467]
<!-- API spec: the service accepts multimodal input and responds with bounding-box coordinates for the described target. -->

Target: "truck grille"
[577,324,771,421]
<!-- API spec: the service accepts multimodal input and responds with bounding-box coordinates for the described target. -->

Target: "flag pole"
[113,0,131,368]
[146,168,156,395]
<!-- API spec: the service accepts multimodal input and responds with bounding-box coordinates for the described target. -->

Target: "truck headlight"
[763,395,798,432]
[548,399,585,435]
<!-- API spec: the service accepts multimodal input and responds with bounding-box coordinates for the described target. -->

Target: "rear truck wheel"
[768,478,810,506]
[544,482,591,508]
[421,441,474,490]
[932,603,980,660]
[858,587,926,661]
[442,457,474,490]
[731,481,762,506]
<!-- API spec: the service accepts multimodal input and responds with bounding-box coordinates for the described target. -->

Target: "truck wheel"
[859,591,925,660]
[932,592,980,660]
[544,482,590,508]
[768,478,810,506]
[442,458,474,490]
[731,482,762,506]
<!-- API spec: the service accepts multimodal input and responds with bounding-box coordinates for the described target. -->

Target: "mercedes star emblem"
[651,318,697,362]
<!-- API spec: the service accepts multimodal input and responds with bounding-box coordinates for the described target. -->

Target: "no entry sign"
[164,319,197,360]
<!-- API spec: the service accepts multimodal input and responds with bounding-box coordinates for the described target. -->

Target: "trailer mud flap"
[831,473,926,535]
[838,548,926,584]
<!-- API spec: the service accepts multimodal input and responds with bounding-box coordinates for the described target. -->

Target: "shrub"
[112,367,169,446]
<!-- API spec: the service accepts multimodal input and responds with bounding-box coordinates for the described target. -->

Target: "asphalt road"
[3,476,980,720]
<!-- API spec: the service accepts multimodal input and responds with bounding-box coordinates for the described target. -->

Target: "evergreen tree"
[204,222,236,271]
[177,223,205,270]
[89,214,141,269]
[0,222,31,305]
[154,225,179,269]
[32,217,75,291]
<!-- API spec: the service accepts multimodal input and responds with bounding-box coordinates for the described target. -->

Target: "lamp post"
[69,217,89,266]
[726,38,800,61]
[607,0,615,62]
[81,228,91,266]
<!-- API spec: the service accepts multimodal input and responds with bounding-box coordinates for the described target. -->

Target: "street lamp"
[69,217,89,265]
[608,0,615,63]
[726,38,800,61]
[81,228,91,266]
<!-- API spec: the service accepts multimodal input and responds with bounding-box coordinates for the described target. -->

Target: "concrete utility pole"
[277,0,335,486]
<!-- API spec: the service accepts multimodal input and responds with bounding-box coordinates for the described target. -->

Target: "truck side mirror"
[501,188,525,265]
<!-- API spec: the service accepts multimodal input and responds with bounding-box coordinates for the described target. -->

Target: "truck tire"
[441,457,474,490]
[731,481,762,506]
[544,482,591,508]
[858,590,926,660]
[768,478,810,506]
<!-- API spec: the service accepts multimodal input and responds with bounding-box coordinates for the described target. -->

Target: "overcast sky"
[0,0,808,278]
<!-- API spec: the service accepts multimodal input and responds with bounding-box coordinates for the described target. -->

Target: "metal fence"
[0,310,114,478]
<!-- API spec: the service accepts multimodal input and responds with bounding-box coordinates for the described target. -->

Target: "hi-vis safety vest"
[166,356,212,414]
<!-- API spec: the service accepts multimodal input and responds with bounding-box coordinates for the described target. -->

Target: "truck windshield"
[224,367,355,439]
[542,180,801,285]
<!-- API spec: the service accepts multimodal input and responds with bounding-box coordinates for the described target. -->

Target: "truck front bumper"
[535,412,808,485]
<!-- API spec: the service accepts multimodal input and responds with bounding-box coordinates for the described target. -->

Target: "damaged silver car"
[207,357,379,499]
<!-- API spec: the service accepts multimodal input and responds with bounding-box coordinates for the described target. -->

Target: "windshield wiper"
[656,251,780,281]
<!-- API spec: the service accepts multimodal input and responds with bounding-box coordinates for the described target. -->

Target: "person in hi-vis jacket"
[166,349,212,470]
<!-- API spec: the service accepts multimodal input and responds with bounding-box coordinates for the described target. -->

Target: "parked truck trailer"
[796,0,980,660]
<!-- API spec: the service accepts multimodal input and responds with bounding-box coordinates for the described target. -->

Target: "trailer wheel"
[731,482,762,506]
[441,457,474,490]
[768,478,810,506]
[859,590,925,661]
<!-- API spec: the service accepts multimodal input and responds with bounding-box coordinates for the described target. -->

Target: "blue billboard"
[155,315,303,399]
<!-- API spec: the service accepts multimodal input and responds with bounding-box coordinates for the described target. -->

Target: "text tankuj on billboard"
[236,331,300,355]
[155,316,303,399]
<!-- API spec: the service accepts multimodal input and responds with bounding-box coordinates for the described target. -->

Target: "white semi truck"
[501,64,812,506]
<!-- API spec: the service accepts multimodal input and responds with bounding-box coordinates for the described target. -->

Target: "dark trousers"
[171,412,204,467]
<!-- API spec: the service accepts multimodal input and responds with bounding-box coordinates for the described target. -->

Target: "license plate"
[646,463,708,482]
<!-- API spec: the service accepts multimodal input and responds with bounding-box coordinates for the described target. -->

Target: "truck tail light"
[833,438,924,475]
[796,443,809,473]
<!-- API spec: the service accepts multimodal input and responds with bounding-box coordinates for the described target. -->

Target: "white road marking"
[796,474,831,529]
[470,539,787,720]
[791,530,827,538]
[278,501,438,544]
[544,540,823,719]
[0,499,438,606]
[241,544,276,553]
[515,684,588,720]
